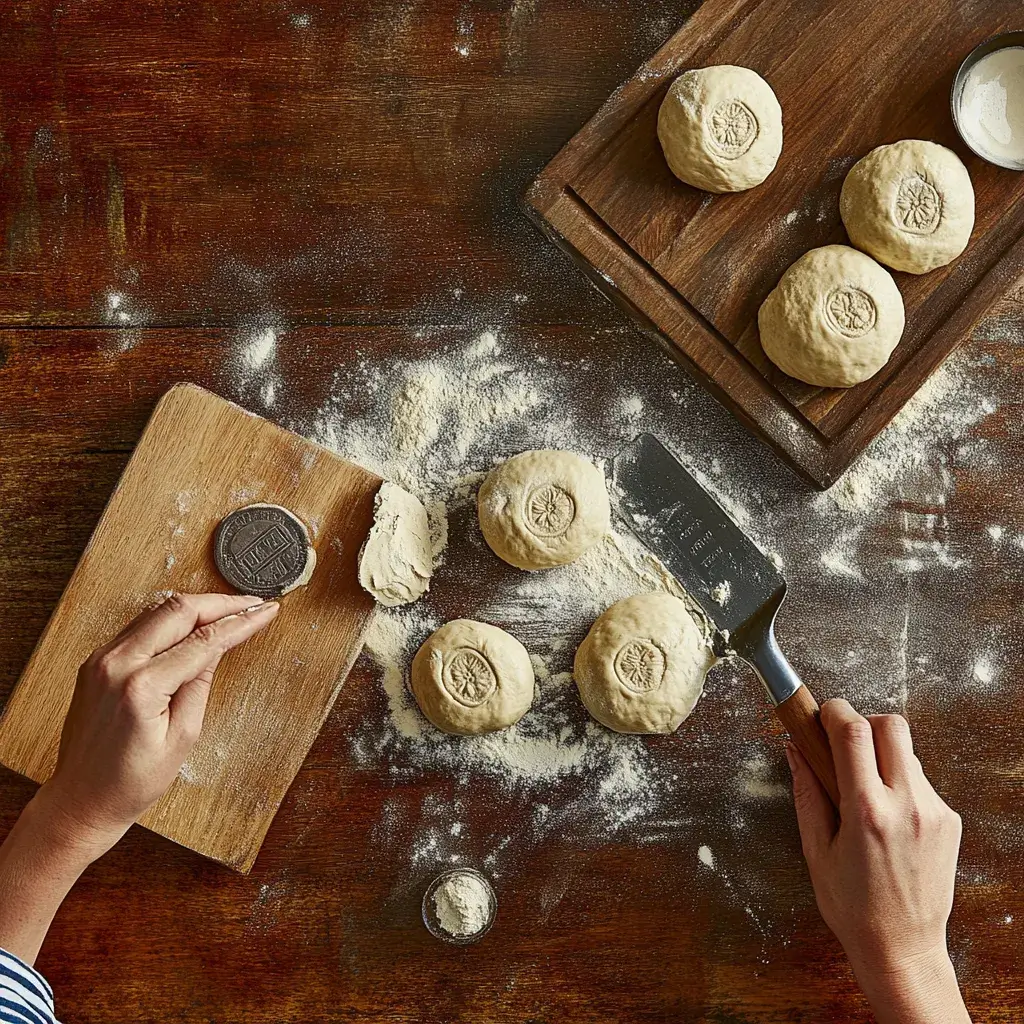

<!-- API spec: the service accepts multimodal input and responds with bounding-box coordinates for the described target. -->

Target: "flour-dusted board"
[526,0,1024,488]
[0,384,381,872]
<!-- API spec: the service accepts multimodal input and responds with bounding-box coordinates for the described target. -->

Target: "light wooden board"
[0,383,381,872]
[526,0,1024,488]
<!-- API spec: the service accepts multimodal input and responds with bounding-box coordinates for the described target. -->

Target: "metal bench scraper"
[610,434,840,807]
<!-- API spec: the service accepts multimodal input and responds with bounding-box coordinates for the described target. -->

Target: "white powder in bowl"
[433,871,492,937]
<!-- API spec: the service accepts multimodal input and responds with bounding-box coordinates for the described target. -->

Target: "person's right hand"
[36,592,279,863]
[787,698,971,1024]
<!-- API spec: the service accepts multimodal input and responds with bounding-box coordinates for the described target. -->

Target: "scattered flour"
[815,353,996,515]
[270,317,1013,940]
[697,845,716,869]
[972,659,995,686]
[240,327,277,372]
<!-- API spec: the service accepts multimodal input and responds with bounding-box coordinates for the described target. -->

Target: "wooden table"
[1,3,1022,1021]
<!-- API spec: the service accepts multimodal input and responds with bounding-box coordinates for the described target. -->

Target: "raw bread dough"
[574,593,714,735]
[411,619,535,735]
[758,244,905,388]
[840,140,975,274]
[358,482,432,607]
[657,65,783,193]
[477,450,610,571]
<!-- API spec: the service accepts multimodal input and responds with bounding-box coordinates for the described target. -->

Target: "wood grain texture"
[3,321,1023,1023]
[1,1,1023,1021]
[526,0,1024,487]
[0,383,381,871]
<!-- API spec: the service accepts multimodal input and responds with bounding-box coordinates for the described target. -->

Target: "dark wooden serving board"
[526,0,1024,489]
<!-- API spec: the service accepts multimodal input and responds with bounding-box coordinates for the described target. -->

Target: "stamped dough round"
[477,450,610,571]
[758,244,905,388]
[411,619,535,735]
[657,65,783,193]
[840,140,975,274]
[574,593,714,735]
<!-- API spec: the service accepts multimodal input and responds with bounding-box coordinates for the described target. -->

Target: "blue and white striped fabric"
[0,949,56,1024]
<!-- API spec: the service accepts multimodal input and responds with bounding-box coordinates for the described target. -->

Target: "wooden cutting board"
[526,0,1024,489]
[0,383,381,872]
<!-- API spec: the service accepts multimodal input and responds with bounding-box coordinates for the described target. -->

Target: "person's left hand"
[36,592,279,860]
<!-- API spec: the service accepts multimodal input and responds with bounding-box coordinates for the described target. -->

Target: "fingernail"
[241,595,265,606]
[240,600,276,616]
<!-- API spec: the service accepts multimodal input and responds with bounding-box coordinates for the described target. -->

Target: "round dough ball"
[478,450,610,571]
[758,245,905,388]
[840,140,975,274]
[657,65,783,193]
[574,593,713,735]
[411,619,534,735]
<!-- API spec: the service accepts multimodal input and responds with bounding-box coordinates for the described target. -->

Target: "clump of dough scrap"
[358,482,432,607]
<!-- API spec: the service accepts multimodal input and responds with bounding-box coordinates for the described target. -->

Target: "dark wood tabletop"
[1,2,1022,1022]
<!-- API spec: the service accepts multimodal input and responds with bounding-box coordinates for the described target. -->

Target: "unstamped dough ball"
[657,65,783,193]
[840,140,975,275]
[411,619,535,735]
[477,450,610,571]
[574,593,714,735]
[758,245,905,388]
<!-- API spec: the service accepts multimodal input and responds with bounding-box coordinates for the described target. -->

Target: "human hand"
[36,593,279,863]
[787,698,970,1024]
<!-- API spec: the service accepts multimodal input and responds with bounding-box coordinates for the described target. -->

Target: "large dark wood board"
[526,0,1024,488]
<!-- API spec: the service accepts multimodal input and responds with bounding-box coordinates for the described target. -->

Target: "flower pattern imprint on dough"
[524,483,576,538]
[824,287,877,338]
[707,99,759,158]
[614,639,667,694]
[442,648,498,707]
[894,174,942,235]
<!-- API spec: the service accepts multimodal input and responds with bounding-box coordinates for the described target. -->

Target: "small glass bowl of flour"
[422,868,496,945]
[952,32,1024,170]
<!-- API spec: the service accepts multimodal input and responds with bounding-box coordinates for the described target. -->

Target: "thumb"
[786,742,837,865]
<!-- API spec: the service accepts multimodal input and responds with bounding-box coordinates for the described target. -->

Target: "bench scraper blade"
[609,433,840,808]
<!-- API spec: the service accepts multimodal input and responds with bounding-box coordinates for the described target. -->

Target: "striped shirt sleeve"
[0,949,56,1024]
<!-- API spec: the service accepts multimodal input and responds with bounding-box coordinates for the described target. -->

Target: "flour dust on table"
[241,319,1015,940]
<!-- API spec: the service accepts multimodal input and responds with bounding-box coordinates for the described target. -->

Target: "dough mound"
[657,65,783,193]
[411,619,535,735]
[358,482,432,607]
[477,450,610,571]
[758,245,905,388]
[840,140,975,274]
[574,593,713,735]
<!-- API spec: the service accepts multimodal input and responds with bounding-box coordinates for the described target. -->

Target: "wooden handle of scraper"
[774,686,840,809]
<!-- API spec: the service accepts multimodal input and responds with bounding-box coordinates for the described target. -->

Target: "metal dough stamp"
[614,639,667,694]
[894,173,942,234]
[442,648,498,707]
[824,287,877,338]
[214,504,311,598]
[524,483,575,537]
[707,99,758,158]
